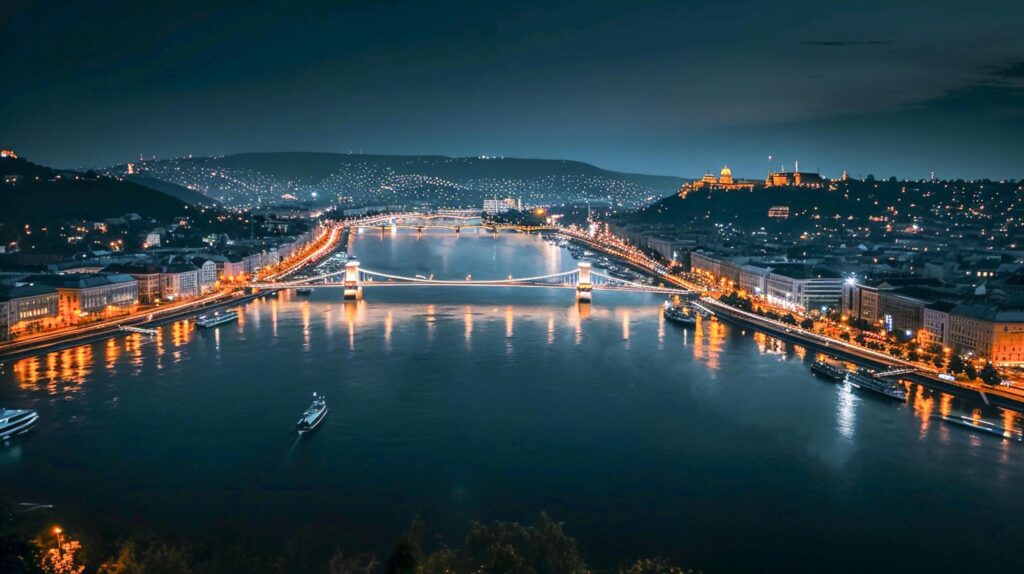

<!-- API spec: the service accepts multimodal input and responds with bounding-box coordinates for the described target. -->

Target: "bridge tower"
[343,260,362,300]
[576,262,592,302]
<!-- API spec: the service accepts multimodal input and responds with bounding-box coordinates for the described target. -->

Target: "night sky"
[2,0,1022,178]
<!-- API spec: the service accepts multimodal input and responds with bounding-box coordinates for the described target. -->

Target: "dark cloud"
[1,0,1022,178]
[988,60,1024,79]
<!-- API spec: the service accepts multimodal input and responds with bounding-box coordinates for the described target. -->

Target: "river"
[1,229,1022,572]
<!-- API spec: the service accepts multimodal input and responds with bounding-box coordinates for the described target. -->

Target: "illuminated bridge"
[252,261,691,302]
[342,212,555,233]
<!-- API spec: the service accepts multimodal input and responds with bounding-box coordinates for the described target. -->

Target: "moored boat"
[296,393,328,434]
[663,303,697,326]
[810,360,846,381]
[1,408,39,441]
[845,369,907,401]
[296,288,313,296]
[195,310,238,328]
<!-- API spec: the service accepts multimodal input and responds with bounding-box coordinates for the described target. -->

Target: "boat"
[933,414,1023,442]
[296,287,313,296]
[663,303,697,326]
[1,408,39,441]
[845,369,907,401]
[296,393,328,434]
[195,310,238,328]
[810,360,846,381]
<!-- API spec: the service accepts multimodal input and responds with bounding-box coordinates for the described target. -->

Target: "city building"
[160,264,200,301]
[191,257,219,292]
[739,265,771,296]
[142,230,163,249]
[483,197,517,215]
[843,279,945,334]
[765,162,826,188]
[949,305,1024,366]
[921,301,956,348]
[26,274,138,324]
[102,263,163,304]
[765,264,843,311]
[682,166,756,194]
[0,284,60,340]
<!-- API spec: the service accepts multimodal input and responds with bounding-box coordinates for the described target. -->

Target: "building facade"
[0,284,60,340]
[921,301,955,348]
[160,264,200,300]
[949,305,1024,366]
[25,274,138,324]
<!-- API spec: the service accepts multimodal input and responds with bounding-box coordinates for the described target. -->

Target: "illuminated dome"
[719,166,734,184]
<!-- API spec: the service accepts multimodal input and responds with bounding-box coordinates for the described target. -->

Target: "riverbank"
[702,297,1024,412]
[557,226,1024,411]
[0,289,272,363]
[0,225,344,363]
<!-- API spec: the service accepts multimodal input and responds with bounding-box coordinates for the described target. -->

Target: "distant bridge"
[342,212,555,233]
[252,261,691,302]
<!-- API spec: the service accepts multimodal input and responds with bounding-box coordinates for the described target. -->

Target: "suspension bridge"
[252,261,691,302]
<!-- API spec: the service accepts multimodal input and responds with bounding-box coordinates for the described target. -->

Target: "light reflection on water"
[1,229,1022,573]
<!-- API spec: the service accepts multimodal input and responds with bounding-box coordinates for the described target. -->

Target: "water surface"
[2,229,1022,572]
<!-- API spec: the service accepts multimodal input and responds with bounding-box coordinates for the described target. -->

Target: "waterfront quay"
[558,224,1024,411]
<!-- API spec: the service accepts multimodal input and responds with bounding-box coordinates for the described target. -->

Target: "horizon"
[7,148,1021,183]
[3,1,1023,179]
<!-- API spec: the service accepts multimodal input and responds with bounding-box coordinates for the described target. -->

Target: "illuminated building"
[159,263,201,300]
[921,301,956,347]
[680,166,755,196]
[483,197,517,214]
[842,279,945,334]
[103,263,160,304]
[0,284,60,341]
[764,264,843,311]
[949,305,1024,366]
[24,273,138,324]
[0,149,17,158]
[765,162,825,188]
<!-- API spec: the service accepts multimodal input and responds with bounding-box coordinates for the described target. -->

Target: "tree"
[948,354,965,375]
[620,557,695,573]
[39,537,84,574]
[839,331,851,341]
[932,356,945,368]
[907,350,920,362]
[98,540,193,574]
[781,314,797,326]
[385,521,424,574]
[979,362,1002,386]
[800,318,814,330]
[460,514,587,574]
[964,362,978,380]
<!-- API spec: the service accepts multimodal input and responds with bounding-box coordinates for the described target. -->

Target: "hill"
[124,174,221,207]
[625,177,1021,231]
[0,157,190,241]
[108,152,684,209]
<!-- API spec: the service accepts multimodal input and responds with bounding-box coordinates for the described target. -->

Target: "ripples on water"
[1,229,1022,572]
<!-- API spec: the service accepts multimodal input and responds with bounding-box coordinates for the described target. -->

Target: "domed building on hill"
[680,165,755,196]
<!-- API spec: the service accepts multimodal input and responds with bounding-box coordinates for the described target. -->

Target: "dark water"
[2,229,1022,572]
